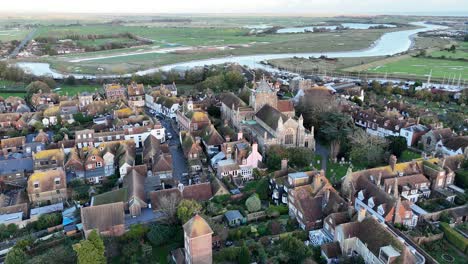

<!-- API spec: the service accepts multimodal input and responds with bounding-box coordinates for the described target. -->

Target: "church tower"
[250,76,278,112]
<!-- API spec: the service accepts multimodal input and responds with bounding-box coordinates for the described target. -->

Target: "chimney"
[178,182,184,193]
[358,207,367,222]
[252,143,258,153]
[281,159,288,171]
[225,135,230,142]
[237,131,243,140]
[322,188,330,209]
[393,178,399,199]
[162,182,165,190]
[377,173,382,188]
[389,155,397,172]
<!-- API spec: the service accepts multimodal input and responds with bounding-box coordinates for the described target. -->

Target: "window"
[55,178,60,185]
[438,179,443,186]
[56,189,60,194]
[83,134,87,139]
[92,156,96,161]
[34,181,39,188]
[116,135,120,139]
[284,134,294,145]
[87,164,93,169]
[96,162,102,168]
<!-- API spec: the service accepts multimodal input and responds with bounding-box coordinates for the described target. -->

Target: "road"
[9,29,36,58]
[158,117,189,185]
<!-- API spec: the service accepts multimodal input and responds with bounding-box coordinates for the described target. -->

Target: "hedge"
[440,222,468,253]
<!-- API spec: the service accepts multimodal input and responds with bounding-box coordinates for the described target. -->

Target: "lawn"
[326,162,351,182]
[0,92,26,98]
[400,150,421,162]
[54,84,102,96]
[366,57,468,80]
[421,239,467,264]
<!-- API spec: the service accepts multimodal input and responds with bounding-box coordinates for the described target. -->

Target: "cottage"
[27,168,67,206]
[81,202,125,238]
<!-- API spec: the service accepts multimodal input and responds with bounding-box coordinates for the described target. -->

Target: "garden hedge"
[440,222,468,253]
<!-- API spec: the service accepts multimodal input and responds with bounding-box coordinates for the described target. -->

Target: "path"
[315,141,329,171]
[9,28,36,58]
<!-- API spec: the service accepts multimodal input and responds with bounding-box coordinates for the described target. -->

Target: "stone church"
[220,78,315,152]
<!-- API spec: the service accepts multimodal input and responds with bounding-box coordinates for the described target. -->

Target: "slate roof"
[220,92,247,110]
[124,165,148,203]
[149,183,213,210]
[255,104,286,130]
[0,157,33,175]
[224,210,243,222]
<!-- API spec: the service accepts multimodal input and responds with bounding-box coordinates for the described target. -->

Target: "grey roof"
[0,212,23,224]
[0,157,33,175]
[288,172,308,179]
[85,167,106,179]
[30,202,64,217]
[225,210,243,222]
[255,104,286,130]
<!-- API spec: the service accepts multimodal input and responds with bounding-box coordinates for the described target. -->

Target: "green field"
[54,84,101,96]
[37,27,403,75]
[0,92,26,98]
[430,50,468,60]
[0,28,30,41]
[367,57,468,80]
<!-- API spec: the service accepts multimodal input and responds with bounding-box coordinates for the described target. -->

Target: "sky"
[2,0,468,15]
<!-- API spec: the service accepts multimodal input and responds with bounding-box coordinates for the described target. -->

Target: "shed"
[224,210,244,227]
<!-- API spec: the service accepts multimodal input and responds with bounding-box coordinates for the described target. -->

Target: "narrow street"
[9,28,36,58]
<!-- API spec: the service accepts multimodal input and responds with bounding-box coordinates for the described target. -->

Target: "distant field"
[0,28,30,41]
[0,92,26,98]
[54,84,101,96]
[366,57,468,80]
[39,27,401,74]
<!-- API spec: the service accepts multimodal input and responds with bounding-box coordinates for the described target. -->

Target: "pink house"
[246,143,262,168]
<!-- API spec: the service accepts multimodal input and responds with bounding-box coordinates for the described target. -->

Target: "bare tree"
[158,193,181,223]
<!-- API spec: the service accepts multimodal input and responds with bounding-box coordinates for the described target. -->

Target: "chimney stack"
[389,155,397,172]
[393,178,399,199]
[281,159,288,171]
[358,207,367,222]
[237,131,243,141]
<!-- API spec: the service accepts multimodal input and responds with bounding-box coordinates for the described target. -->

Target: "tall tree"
[319,112,354,161]
[72,230,106,264]
[386,136,408,157]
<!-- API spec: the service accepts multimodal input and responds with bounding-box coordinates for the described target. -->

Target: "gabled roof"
[1,136,25,148]
[183,214,213,238]
[34,148,65,161]
[255,104,286,130]
[202,126,224,146]
[431,128,455,140]
[27,169,66,194]
[149,183,213,210]
[441,136,468,151]
[124,165,148,204]
[152,153,173,173]
[81,202,125,232]
[220,92,247,110]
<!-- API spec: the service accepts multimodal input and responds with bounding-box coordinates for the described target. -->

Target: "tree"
[146,224,176,246]
[319,112,354,161]
[349,130,388,167]
[64,75,76,85]
[238,244,251,264]
[245,194,261,212]
[280,236,312,263]
[5,248,27,264]
[159,192,181,223]
[26,81,51,95]
[73,230,106,264]
[225,70,245,89]
[386,136,408,157]
[177,199,202,224]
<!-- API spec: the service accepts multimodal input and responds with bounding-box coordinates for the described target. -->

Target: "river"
[15,22,447,79]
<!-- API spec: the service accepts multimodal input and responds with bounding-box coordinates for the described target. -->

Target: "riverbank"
[13,22,446,78]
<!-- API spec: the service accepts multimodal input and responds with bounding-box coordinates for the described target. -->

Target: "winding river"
[15,22,447,78]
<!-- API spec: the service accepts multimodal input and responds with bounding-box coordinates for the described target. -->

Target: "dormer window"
[368,197,375,208]
[92,156,96,161]
[378,205,385,215]
[54,178,60,185]
[358,190,364,200]
[34,181,39,188]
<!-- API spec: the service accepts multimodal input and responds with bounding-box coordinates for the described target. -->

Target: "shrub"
[245,194,261,212]
[268,221,281,235]
[440,222,468,253]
